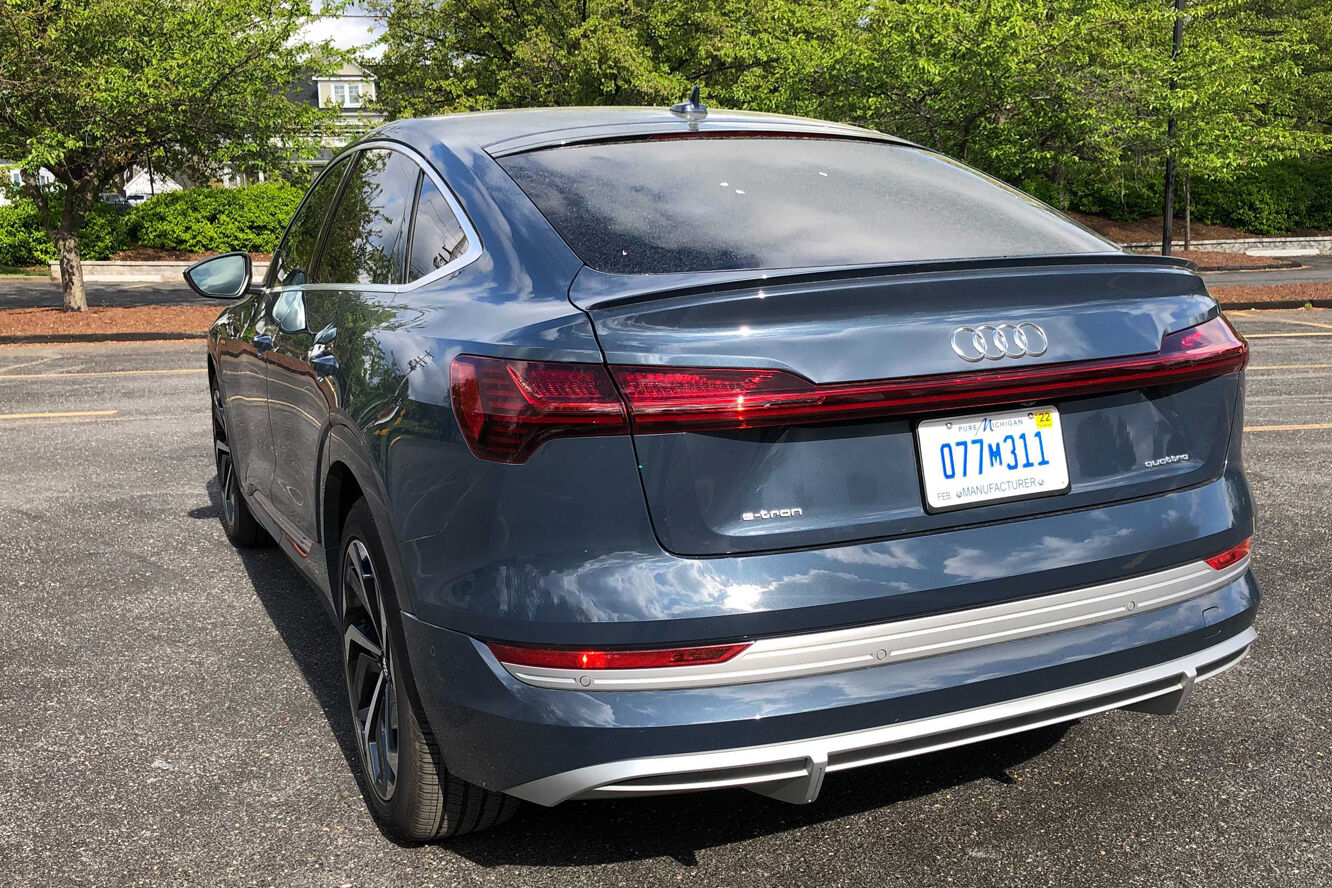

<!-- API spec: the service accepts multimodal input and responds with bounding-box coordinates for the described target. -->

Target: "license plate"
[916,406,1070,511]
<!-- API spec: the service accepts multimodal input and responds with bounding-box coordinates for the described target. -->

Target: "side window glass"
[270,156,349,288]
[313,148,419,285]
[407,177,470,281]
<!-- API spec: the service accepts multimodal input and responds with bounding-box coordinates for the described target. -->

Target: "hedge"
[0,198,127,266]
[6,160,1332,266]
[1055,157,1332,235]
[127,182,303,253]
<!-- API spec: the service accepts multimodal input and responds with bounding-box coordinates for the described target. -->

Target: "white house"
[292,60,384,126]
[0,166,55,206]
[123,168,182,198]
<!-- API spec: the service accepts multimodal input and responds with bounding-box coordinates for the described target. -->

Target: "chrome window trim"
[497,556,1252,692]
[268,139,483,294]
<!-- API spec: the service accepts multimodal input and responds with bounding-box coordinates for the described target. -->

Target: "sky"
[303,5,386,58]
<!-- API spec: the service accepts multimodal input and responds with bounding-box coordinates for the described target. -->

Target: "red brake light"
[1205,538,1251,570]
[449,355,627,463]
[487,641,751,670]
[612,315,1248,433]
[450,315,1247,462]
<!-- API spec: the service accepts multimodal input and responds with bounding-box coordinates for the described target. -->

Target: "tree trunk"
[55,194,91,312]
[1162,0,1187,257]
[1184,174,1191,250]
[56,230,87,312]
[1162,147,1176,256]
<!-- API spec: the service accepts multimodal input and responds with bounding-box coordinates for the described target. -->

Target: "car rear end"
[399,126,1257,806]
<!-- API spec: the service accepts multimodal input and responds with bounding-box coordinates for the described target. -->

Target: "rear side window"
[498,138,1114,274]
[314,148,420,285]
[407,177,470,281]
[270,155,349,288]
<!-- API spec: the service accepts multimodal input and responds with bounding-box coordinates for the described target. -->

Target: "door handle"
[254,333,274,353]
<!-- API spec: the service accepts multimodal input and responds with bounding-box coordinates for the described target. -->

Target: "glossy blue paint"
[400,571,1258,791]
[205,107,1259,805]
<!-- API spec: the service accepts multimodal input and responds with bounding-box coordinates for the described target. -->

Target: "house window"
[332,82,364,108]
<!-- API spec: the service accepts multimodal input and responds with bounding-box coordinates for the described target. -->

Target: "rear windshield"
[498,137,1114,275]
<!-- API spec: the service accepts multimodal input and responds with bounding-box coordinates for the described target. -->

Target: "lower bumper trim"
[504,628,1255,807]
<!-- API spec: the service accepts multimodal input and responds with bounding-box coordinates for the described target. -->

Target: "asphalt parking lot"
[1,310,1329,887]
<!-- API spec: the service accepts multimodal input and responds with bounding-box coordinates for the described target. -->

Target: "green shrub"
[1055,157,1332,236]
[77,202,130,260]
[127,182,303,253]
[1190,162,1315,236]
[0,200,56,266]
[0,197,127,266]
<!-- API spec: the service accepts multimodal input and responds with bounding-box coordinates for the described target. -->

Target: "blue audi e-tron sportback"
[188,102,1258,841]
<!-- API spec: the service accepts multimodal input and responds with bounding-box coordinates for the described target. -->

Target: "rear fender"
[320,423,415,613]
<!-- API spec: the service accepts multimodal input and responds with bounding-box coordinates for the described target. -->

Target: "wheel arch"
[319,422,417,614]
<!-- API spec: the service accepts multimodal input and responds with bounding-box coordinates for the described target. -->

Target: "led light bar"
[451,315,1248,463]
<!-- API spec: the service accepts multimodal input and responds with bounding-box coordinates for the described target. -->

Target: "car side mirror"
[183,252,252,300]
[271,289,307,335]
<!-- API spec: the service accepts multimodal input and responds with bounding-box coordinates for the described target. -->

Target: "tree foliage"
[128,183,306,254]
[371,0,1330,233]
[0,0,343,308]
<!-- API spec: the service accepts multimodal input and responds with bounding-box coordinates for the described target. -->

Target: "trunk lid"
[574,258,1241,556]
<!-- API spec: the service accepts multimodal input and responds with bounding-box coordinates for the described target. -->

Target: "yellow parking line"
[1244,423,1332,432]
[1231,315,1332,331]
[0,368,207,380]
[1248,363,1332,370]
[0,409,118,420]
[1244,332,1332,338]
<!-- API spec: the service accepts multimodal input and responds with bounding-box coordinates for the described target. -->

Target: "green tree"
[371,0,1328,241]
[367,0,842,117]
[1150,0,1321,250]
[0,0,343,310]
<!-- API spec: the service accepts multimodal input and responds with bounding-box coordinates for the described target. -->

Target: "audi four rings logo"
[950,322,1049,362]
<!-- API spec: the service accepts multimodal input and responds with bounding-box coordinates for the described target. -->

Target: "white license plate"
[916,406,1070,511]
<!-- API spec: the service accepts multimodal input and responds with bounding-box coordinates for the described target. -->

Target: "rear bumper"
[400,565,1259,802]
[507,627,1254,806]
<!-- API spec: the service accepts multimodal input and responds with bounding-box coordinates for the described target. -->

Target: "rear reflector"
[1205,538,1251,570]
[452,315,1247,462]
[487,641,751,670]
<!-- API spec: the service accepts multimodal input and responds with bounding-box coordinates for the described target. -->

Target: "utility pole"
[1162,0,1187,256]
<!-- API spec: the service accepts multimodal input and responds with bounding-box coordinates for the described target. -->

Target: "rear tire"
[210,378,271,548]
[339,500,520,841]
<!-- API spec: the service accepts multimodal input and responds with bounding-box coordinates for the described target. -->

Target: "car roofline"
[483,116,921,157]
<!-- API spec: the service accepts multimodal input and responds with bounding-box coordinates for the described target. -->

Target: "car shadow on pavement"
[197,477,1070,862]
[448,723,1069,867]
[197,478,366,792]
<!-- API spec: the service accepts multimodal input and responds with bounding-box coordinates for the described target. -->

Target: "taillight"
[487,641,751,670]
[449,355,627,463]
[1205,538,1251,570]
[450,315,1247,462]
[611,314,1248,433]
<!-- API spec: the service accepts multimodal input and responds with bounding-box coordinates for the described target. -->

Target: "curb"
[1124,236,1332,255]
[1217,299,1332,311]
[0,331,207,345]
[1196,260,1303,273]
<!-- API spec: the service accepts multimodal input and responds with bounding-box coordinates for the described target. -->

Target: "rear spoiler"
[568,252,1199,311]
